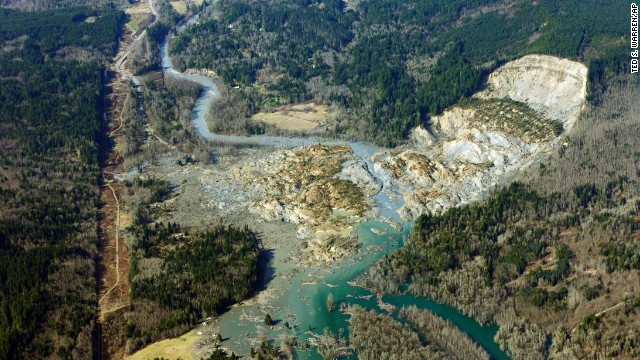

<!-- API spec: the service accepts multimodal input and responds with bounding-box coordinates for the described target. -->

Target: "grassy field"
[170,0,188,15]
[251,102,330,131]
[126,331,198,360]
[126,14,149,33]
[125,1,152,15]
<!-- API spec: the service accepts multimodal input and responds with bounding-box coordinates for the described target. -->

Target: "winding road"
[114,0,158,87]
[116,2,519,360]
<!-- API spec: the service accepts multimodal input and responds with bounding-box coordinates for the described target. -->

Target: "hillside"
[373,54,587,220]
[168,0,628,146]
[0,0,127,11]
[2,0,637,359]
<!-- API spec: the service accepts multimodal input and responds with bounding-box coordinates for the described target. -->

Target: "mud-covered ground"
[124,146,364,359]
[134,144,379,265]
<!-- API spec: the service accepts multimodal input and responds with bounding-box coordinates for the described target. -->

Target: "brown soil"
[94,23,139,360]
[100,308,129,360]
[98,181,129,316]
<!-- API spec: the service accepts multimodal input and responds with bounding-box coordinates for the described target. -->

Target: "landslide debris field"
[122,51,593,359]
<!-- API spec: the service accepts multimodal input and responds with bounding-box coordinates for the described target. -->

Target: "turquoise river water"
[288,220,510,360]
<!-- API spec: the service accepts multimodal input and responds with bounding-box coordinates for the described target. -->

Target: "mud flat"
[127,147,357,358]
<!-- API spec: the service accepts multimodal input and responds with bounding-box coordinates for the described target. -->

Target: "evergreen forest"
[0,7,123,359]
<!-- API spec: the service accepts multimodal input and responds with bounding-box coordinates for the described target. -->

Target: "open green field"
[170,0,188,15]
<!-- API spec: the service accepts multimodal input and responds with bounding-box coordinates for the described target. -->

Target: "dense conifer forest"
[0,7,123,359]
[169,0,629,146]
[121,178,260,353]
[0,0,127,11]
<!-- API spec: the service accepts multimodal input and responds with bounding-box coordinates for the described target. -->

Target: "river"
[156,15,510,360]
[291,221,510,360]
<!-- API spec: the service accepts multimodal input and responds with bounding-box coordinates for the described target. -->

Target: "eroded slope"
[374,54,588,220]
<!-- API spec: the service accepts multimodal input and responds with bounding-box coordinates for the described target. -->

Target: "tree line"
[357,74,640,359]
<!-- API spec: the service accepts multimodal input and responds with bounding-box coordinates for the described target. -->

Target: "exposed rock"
[443,140,491,164]
[374,55,588,220]
[142,55,589,263]
[151,144,377,265]
[476,54,588,129]
[409,126,436,148]
[337,160,382,197]
[233,144,375,263]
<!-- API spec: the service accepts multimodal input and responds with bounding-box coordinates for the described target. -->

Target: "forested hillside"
[0,7,123,359]
[348,305,490,360]
[170,0,628,146]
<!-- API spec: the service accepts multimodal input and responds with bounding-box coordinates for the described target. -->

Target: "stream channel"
[157,19,510,360]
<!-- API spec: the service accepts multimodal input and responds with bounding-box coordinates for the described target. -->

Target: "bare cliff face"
[477,54,588,129]
[373,55,588,220]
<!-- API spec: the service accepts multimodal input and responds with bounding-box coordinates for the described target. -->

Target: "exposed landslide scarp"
[373,54,588,220]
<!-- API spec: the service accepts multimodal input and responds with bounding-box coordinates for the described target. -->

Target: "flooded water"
[290,221,509,360]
